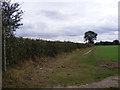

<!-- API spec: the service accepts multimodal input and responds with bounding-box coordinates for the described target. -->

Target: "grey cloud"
[17,22,118,40]
[36,22,48,31]
[17,32,58,39]
[17,26,83,39]
[60,26,84,36]
[60,25,118,37]
[94,26,118,34]
[16,22,49,37]
[20,22,48,31]
[39,10,66,20]
[35,32,58,38]
[20,24,34,30]
[16,1,118,42]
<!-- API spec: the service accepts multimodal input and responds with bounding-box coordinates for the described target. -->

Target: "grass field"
[95,45,119,61]
[3,45,119,88]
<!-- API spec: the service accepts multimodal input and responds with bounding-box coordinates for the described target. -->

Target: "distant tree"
[113,40,119,45]
[84,31,97,44]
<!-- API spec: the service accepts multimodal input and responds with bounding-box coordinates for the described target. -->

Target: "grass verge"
[3,46,119,88]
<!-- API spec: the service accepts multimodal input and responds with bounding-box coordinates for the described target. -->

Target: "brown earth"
[97,60,119,70]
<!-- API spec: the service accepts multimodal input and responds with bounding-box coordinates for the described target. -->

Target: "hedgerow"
[6,37,90,67]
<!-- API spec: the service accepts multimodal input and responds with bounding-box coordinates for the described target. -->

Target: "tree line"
[95,40,120,45]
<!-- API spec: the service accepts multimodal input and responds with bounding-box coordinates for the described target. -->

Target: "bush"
[6,37,91,67]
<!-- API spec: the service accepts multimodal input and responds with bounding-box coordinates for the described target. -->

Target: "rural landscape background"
[1,0,120,89]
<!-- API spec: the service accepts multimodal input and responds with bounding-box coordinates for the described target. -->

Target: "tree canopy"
[113,40,119,45]
[2,0,23,37]
[84,31,97,44]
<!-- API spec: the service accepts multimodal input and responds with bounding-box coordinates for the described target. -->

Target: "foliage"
[84,31,97,44]
[113,40,119,45]
[6,37,90,67]
[95,40,120,45]
[2,0,23,71]
[2,0,23,37]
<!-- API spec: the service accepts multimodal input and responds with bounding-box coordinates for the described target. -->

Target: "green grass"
[94,45,119,61]
[3,45,119,88]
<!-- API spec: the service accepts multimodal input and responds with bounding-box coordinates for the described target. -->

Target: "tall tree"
[2,0,23,71]
[84,31,97,44]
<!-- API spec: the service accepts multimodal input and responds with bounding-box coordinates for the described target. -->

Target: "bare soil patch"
[97,60,119,70]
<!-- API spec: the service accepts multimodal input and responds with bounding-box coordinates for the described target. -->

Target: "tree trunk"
[2,28,6,72]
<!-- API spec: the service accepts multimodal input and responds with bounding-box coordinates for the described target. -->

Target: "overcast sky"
[12,0,119,43]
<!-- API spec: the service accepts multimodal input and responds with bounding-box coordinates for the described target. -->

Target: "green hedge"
[6,37,90,67]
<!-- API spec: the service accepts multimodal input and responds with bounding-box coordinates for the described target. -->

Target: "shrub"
[6,37,91,67]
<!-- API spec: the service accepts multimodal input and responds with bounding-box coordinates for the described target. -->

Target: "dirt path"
[55,75,119,88]
[84,47,95,55]
[84,49,92,55]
